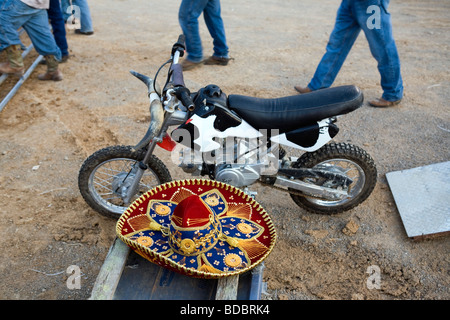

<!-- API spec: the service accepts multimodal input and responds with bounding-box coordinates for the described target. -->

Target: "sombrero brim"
[116,179,277,279]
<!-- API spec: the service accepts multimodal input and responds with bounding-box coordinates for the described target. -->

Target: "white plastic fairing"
[271,119,333,152]
[190,114,262,152]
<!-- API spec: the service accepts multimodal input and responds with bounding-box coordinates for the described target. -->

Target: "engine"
[178,145,279,187]
[214,164,260,187]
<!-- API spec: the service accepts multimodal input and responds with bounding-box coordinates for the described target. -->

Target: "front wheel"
[289,143,377,214]
[78,145,172,219]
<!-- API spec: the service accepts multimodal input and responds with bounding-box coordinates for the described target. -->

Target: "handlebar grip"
[176,87,195,111]
[171,64,185,87]
[177,34,186,48]
[172,34,186,57]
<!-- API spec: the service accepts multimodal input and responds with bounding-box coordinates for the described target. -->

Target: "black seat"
[227,85,363,133]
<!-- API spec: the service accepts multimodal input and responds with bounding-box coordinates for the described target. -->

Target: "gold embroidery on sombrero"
[171,214,211,228]
[180,239,196,254]
[220,217,264,240]
[152,202,171,216]
[204,193,220,206]
[199,189,228,216]
[226,202,253,219]
[236,238,268,260]
[136,236,153,247]
[127,214,151,232]
[224,253,242,268]
[237,222,253,234]
[146,200,176,220]
[170,187,196,204]
[201,240,250,271]
[199,263,222,274]
[169,216,221,256]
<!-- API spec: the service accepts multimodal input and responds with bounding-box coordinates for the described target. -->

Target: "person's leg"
[21,6,62,80]
[60,0,70,21]
[0,0,26,51]
[0,0,32,75]
[22,9,61,60]
[73,0,94,33]
[307,0,361,91]
[355,0,403,102]
[47,0,69,57]
[179,0,209,63]
[203,0,228,58]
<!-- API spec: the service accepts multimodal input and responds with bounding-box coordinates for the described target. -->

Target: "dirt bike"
[78,35,377,219]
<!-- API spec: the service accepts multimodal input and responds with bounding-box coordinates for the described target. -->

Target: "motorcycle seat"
[228,85,363,133]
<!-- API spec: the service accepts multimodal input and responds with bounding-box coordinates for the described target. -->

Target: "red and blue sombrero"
[116,179,277,279]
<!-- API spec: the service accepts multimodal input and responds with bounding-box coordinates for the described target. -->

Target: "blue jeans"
[61,0,94,33]
[179,0,229,62]
[0,0,61,60]
[308,0,403,101]
[48,0,69,56]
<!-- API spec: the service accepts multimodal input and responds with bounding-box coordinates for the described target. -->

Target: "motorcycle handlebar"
[171,63,194,110]
[170,35,195,111]
[175,86,195,111]
[172,34,186,58]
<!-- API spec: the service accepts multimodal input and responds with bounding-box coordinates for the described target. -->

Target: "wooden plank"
[113,250,218,300]
[91,239,261,300]
[215,275,239,300]
[89,237,130,300]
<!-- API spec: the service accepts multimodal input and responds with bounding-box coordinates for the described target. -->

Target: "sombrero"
[116,179,277,279]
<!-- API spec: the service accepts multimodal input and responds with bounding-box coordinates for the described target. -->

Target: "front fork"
[122,112,173,204]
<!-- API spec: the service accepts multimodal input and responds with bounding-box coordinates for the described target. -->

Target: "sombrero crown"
[116,179,277,279]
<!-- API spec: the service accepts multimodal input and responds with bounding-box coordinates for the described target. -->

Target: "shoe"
[75,29,94,35]
[203,55,232,66]
[0,62,24,77]
[368,97,402,108]
[181,59,203,71]
[294,85,312,94]
[38,70,63,81]
[60,55,70,63]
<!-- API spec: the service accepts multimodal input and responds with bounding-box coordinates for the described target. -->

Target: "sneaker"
[75,29,94,35]
[203,55,232,66]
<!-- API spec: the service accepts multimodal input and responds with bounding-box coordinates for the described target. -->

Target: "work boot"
[0,44,24,76]
[40,54,69,65]
[38,55,63,81]
[203,55,232,66]
[181,58,203,71]
[368,97,402,108]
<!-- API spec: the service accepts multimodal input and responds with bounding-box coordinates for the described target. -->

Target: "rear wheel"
[289,143,377,214]
[78,145,172,219]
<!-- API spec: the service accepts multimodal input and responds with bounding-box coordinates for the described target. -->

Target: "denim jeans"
[308,0,403,101]
[179,0,229,62]
[0,0,61,60]
[61,0,94,33]
[48,0,69,56]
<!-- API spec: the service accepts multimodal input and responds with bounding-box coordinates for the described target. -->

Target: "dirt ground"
[0,0,449,300]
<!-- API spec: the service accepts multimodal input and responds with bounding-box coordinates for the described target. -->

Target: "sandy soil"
[0,0,449,300]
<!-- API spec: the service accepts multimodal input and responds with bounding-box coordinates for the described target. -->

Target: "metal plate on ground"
[386,161,450,239]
